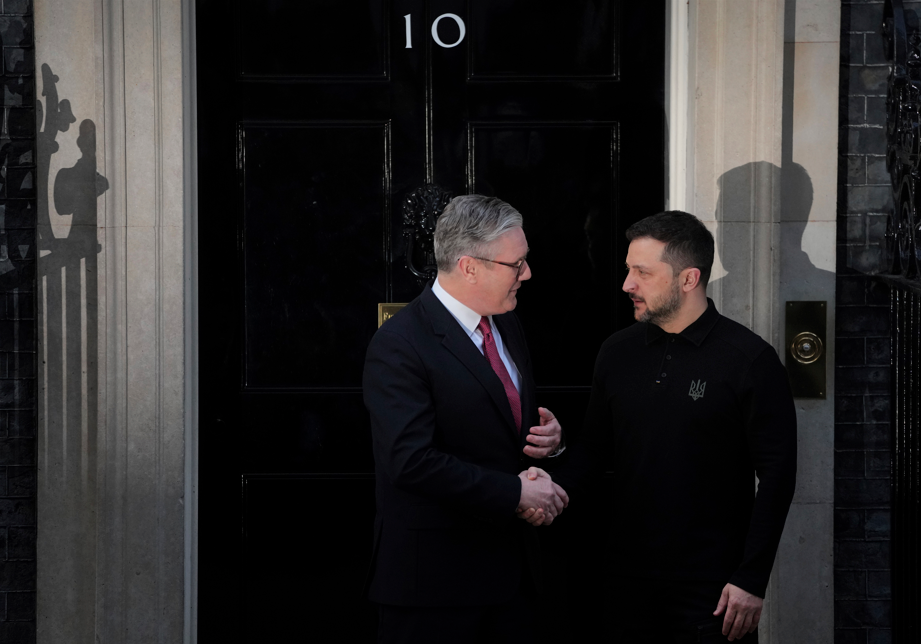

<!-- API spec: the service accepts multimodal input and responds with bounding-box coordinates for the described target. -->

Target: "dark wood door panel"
[468,0,618,79]
[236,0,390,79]
[241,123,390,389]
[243,476,377,642]
[240,393,374,472]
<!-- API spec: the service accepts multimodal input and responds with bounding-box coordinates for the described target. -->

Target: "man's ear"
[681,267,701,292]
[458,256,479,283]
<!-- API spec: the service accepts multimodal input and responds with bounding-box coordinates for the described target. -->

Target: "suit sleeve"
[728,347,798,597]
[363,327,522,522]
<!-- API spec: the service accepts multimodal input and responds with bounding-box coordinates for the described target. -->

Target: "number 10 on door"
[404,13,467,49]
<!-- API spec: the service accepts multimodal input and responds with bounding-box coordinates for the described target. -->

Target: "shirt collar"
[645,298,720,346]
[432,276,486,338]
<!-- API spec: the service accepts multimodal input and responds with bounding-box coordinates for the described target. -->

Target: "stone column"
[687,0,785,340]
[773,0,838,641]
[681,0,836,641]
[34,0,189,642]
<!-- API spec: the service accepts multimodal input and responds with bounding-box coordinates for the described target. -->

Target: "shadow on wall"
[709,161,835,321]
[36,62,106,493]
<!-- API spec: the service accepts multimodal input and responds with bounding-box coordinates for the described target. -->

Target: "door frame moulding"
[182,0,199,643]
[666,0,690,212]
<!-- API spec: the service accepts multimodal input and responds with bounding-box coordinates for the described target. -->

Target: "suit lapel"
[421,286,518,435]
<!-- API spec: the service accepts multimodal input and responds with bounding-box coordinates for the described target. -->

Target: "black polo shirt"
[556,300,796,598]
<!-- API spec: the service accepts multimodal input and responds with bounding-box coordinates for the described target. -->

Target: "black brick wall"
[837,2,900,643]
[0,0,35,642]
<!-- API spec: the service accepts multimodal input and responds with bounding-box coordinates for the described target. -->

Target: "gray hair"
[433,195,524,272]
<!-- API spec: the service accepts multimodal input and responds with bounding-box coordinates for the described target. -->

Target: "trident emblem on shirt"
[688,379,706,401]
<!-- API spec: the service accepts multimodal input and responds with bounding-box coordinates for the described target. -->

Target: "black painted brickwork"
[0,0,35,642]
[837,2,904,643]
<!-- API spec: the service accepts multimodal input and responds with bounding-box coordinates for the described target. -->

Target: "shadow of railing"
[37,61,107,481]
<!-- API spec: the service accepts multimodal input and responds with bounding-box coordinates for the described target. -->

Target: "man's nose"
[519,260,532,281]
[622,274,635,292]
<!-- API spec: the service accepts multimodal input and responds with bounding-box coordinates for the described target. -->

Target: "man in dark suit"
[363,195,568,643]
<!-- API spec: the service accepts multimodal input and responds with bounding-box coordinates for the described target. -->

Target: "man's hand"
[516,506,546,526]
[522,407,562,458]
[517,467,569,525]
[714,583,762,641]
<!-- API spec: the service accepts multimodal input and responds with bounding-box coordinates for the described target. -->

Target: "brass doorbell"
[784,301,827,399]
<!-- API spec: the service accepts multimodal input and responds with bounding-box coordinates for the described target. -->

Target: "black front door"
[197,1,665,641]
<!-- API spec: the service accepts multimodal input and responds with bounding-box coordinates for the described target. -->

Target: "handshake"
[516,467,569,526]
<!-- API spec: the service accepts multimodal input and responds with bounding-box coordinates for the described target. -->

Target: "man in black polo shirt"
[546,211,796,642]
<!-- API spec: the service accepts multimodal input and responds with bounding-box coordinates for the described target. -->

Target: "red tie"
[477,316,522,433]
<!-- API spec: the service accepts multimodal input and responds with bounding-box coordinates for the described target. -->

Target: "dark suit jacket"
[363,283,540,607]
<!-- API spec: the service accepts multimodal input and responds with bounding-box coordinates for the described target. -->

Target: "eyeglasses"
[470,255,529,278]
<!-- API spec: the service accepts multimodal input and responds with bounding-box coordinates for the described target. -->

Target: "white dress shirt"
[432,277,522,392]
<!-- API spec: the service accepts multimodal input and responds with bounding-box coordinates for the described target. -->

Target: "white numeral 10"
[404,13,467,49]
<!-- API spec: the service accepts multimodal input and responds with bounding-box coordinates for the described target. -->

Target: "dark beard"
[636,281,682,326]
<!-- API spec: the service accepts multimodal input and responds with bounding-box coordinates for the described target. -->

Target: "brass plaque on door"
[378,303,408,328]
[784,301,827,399]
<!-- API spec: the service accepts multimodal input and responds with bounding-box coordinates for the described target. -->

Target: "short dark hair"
[625,211,715,287]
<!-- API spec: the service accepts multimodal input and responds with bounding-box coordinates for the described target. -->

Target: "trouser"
[377,587,534,644]
[612,577,759,643]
